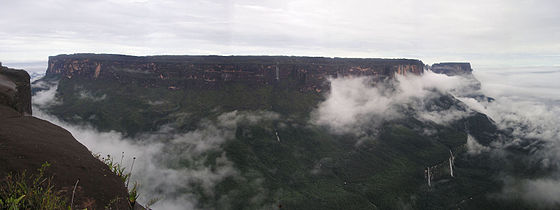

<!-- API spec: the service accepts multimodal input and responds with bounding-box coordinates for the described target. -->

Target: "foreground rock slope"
[0,63,130,209]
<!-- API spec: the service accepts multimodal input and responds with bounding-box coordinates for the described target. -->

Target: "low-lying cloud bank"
[312,71,477,134]
[469,68,560,205]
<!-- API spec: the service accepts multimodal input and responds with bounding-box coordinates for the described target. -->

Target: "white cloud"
[456,67,560,206]
[499,177,560,207]
[520,178,560,206]
[312,71,477,133]
[32,81,61,108]
[466,134,490,155]
[312,76,396,133]
[79,90,106,101]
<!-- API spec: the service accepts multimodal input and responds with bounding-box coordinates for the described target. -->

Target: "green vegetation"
[96,154,141,208]
[39,75,510,209]
[97,154,130,184]
[48,77,322,136]
[127,183,139,207]
[0,162,68,210]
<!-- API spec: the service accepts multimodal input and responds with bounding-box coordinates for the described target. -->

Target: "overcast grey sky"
[1,0,559,71]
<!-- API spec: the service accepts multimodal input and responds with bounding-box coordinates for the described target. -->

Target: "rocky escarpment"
[431,62,472,76]
[46,54,424,92]
[0,63,130,209]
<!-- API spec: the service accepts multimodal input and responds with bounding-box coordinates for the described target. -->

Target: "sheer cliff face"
[46,54,424,91]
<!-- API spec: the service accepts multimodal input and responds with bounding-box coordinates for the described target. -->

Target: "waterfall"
[275,131,281,142]
[449,150,455,177]
[426,167,432,187]
[275,64,280,81]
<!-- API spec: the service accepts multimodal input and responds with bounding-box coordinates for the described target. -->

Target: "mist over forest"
[28,66,560,209]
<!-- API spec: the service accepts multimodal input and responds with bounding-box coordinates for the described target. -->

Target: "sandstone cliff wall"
[46,54,424,91]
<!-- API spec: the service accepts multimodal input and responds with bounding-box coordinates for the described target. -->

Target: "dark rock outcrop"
[0,63,31,115]
[431,62,472,76]
[0,63,130,209]
[46,54,424,92]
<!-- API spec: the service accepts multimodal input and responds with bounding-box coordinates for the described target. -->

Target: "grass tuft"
[95,153,144,208]
[0,162,68,210]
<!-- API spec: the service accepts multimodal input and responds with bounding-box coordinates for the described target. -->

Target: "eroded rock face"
[0,63,31,115]
[46,54,424,91]
[431,62,473,76]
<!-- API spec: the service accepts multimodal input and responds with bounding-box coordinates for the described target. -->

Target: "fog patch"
[466,134,490,155]
[418,106,471,125]
[32,81,61,108]
[487,98,559,141]
[460,67,560,206]
[470,67,560,143]
[312,76,396,133]
[79,90,107,101]
[520,178,560,206]
[499,177,560,207]
[457,90,560,158]
[313,71,476,134]
[29,72,46,82]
